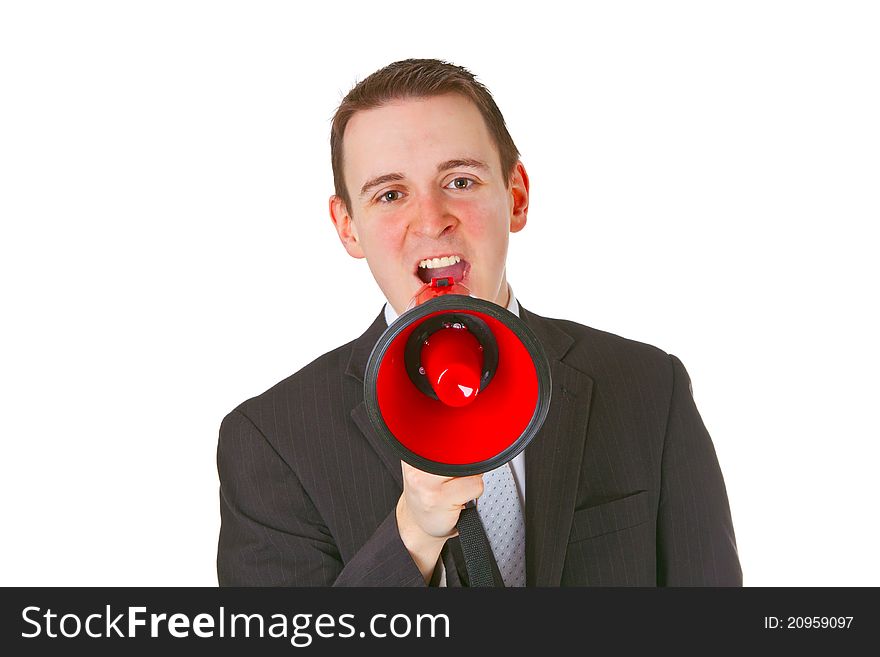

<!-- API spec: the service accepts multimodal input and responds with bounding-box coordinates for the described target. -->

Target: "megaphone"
[364,277,552,477]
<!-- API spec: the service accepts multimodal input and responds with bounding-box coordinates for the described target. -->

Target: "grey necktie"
[477,462,526,587]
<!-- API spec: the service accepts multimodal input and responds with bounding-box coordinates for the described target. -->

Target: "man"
[216,59,742,586]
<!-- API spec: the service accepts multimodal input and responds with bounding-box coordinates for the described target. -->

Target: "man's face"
[330,93,529,315]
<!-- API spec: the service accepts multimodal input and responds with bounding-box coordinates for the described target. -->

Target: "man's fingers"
[442,473,484,505]
[401,460,455,485]
[400,461,485,509]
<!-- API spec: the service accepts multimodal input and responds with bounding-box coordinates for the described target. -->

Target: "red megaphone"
[363,277,551,476]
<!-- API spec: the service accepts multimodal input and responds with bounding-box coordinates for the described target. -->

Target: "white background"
[1,1,877,586]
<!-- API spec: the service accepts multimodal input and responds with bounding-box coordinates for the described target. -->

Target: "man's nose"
[410,191,457,239]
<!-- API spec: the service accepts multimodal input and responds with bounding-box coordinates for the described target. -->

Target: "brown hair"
[330,58,520,213]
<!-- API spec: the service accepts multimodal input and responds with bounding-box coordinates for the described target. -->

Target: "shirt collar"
[384,283,519,327]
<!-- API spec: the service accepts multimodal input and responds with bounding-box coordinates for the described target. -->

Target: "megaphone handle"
[456,501,502,587]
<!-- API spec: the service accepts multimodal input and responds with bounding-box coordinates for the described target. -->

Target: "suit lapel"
[520,306,595,586]
[347,311,404,490]
[350,402,403,489]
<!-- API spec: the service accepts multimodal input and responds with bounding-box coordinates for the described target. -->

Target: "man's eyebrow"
[359,172,405,198]
[437,158,489,173]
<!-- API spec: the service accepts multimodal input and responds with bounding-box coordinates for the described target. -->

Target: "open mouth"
[415,254,470,284]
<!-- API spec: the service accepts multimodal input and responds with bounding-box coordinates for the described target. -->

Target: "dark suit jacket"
[217,304,742,586]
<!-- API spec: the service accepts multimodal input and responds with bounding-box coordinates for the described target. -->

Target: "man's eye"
[379,190,403,203]
[447,177,475,190]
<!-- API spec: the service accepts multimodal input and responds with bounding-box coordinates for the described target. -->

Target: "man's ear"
[509,161,529,234]
[329,195,365,259]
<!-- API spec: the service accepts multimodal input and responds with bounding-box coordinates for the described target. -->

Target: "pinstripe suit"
[217,304,742,586]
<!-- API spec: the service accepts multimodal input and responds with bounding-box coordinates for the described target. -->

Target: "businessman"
[217,58,742,586]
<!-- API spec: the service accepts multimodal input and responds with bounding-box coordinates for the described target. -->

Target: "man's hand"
[396,461,484,583]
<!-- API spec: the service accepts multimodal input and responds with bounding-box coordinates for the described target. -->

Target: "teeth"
[419,255,461,269]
